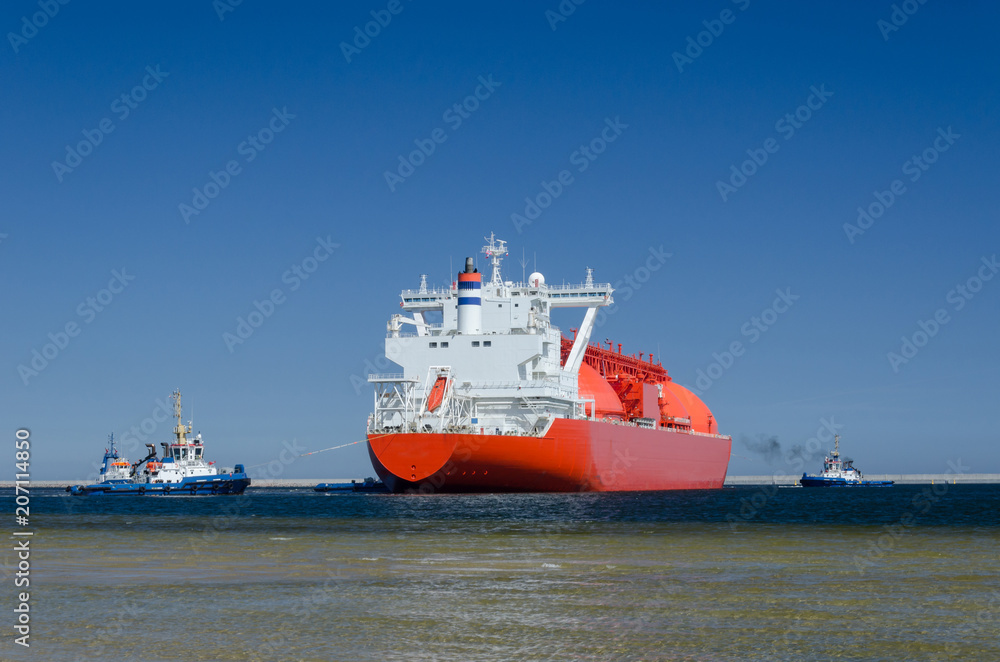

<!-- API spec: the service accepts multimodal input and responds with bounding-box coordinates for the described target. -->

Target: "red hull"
[367,418,731,493]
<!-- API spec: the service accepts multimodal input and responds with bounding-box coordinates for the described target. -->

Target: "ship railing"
[368,423,545,437]
[512,281,612,292]
[688,430,733,440]
[458,380,577,398]
[463,379,558,389]
[400,287,452,297]
[368,373,419,383]
[596,418,731,440]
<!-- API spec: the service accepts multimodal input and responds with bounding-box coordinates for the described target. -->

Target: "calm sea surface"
[2,485,999,661]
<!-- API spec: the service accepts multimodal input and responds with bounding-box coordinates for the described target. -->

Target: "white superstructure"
[368,233,614,437]
[815,435,864,483]
[143,390,232,484]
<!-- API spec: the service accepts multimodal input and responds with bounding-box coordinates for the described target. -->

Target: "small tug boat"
[314,477,388,493]
[67,390,250,496]
[800,435,893,487]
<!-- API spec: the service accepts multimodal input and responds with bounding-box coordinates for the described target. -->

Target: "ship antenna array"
[482,231,508,286]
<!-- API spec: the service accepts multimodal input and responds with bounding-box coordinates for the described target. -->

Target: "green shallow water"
[3,487,999,661]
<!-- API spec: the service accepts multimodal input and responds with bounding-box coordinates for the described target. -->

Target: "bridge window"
[441,342,449,348]
[472,341,480,347]
[429,342,437,348]
[484,341,492,347]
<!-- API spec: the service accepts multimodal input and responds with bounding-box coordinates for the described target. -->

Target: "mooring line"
[244,440,364,469]
[298,440,364,457]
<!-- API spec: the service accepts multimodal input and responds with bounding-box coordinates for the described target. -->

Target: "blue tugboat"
[315,477,388,493]
[800,435,893,487]
[67,390,250,496]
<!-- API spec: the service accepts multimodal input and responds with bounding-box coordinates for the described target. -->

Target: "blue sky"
[3,1,998,479]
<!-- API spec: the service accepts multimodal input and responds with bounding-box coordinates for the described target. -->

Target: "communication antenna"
[519,247,528,284]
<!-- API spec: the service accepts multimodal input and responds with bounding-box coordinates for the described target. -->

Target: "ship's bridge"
[400,276,452,312]
[399,281,611,311]
[524,281,612,307]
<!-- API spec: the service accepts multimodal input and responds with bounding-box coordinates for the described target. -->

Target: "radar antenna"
[482,232,508,287]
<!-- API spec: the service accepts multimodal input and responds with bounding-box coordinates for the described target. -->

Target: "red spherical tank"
[661,382,717,434]
[659,391,690,424]
[578,362,625,419]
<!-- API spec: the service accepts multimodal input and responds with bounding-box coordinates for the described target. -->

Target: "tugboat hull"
[68,472,250,496]
[799,475,894,487]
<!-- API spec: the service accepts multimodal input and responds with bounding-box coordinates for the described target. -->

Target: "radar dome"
[528,272,545,287]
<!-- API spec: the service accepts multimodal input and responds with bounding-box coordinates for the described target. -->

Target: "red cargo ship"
[366,234,731,493]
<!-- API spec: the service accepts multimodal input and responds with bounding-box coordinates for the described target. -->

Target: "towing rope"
[298,440,364,457]
[244,440,364,469]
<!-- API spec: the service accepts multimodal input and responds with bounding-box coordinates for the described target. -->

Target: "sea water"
[2,485,998,661]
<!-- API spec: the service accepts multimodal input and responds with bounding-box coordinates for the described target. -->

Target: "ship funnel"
[457,257,482,334]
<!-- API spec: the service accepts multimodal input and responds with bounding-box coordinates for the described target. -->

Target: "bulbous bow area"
[368,432,455,481]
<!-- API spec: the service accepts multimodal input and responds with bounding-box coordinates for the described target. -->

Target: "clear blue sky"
[3,1,998,479]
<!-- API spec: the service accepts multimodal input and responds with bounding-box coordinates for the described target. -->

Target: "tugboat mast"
[832,434,840,459]
[171,389,190,444]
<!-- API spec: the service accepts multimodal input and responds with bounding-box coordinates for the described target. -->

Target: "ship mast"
[171,389,190,444]
[482,232,508,287]
[832,434,840,459]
